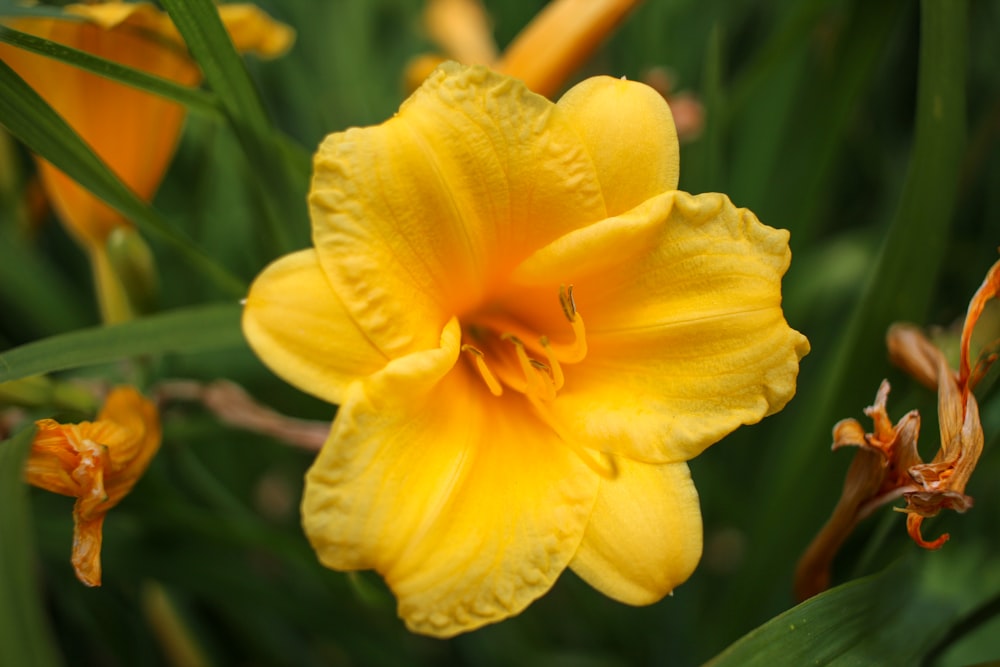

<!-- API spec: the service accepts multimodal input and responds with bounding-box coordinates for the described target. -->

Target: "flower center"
[459,285,587,404]
[459,286,618,479]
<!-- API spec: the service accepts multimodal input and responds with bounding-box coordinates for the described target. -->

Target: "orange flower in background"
[407,0,704,141]
[27,386,161,587]
[407,0,640,98]
[0,2,293,322]
[795,257,999,601]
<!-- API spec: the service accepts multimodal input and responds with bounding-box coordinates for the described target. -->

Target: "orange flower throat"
[460,285,587,402]
[458,285,616,479]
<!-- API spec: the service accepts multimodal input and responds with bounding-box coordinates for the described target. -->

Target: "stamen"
[461,344,503,396]
[539,336,565,390]
[502,334,557,402]
[559,312,588,363]
[549,284,587,363]
[559,284,577,321]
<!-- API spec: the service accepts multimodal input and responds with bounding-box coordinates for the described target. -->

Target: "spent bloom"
[26,386,161,587]
[0,2,293,321]
[795,258,999,601]
[243,63,808,636]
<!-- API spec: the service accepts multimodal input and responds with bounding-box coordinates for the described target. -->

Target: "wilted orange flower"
[407,0,640,98]
[0,2,293,321]
[795,257,999,601]
[27,386,161,587]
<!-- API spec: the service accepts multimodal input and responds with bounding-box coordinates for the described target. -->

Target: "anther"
[503,334,557,402]
[559,284,577,322]
[539,336,565,390]
[461,344,503,397]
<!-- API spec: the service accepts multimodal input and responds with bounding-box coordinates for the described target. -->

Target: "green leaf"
[0,425,63,667]
[157,0,271,136]
[159,0,305,256]
[0,303,245,383]
[735,0,968,616]
[704,556,954,666]
[0,25,221,116]
[0,58,245,297]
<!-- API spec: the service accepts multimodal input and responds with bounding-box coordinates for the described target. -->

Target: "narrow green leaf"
[0,26,221,116]
[0,303,245,383]
[0,425,63,667]
[157,0,270,135]
[0,58,245,296]
[736,0,968,623]
[159,0,305,255]
[759,0,905,240]
[684,21,726,194]
[705,557,952,666]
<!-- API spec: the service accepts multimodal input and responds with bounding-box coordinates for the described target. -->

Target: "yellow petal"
[66,2,295,58]
[309,62,604,359]
[570,459,702,604]
[303,320,598,637]
[242,249,387,405]
[218,4,296,58]
[495,0,640,98]
[64,2,183,43]
[557,75,679,215]
[514,191,808,462]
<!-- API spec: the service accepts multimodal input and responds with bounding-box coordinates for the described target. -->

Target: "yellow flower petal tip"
[243,62,808,637]
[61,2,296,58]
[27,386,161,587]
[556,75,680,214]
[217,4,296,58]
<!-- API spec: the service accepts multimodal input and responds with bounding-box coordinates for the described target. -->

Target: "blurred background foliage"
[1,0,999,665]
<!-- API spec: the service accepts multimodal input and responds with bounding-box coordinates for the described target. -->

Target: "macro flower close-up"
[2,0,994,663]
[242,62,809,637]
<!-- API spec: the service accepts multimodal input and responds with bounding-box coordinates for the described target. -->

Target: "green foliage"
[1,0,999,664]
[0,425,63,667]
[0,303,244,383]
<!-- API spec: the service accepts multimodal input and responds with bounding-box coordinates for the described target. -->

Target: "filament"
[461,344,503,396]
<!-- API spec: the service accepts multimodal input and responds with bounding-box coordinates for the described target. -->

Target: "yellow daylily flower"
[26,386,161,587]
[407,0,640,98]
[242,63,808,637]
[0,2,293,322]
